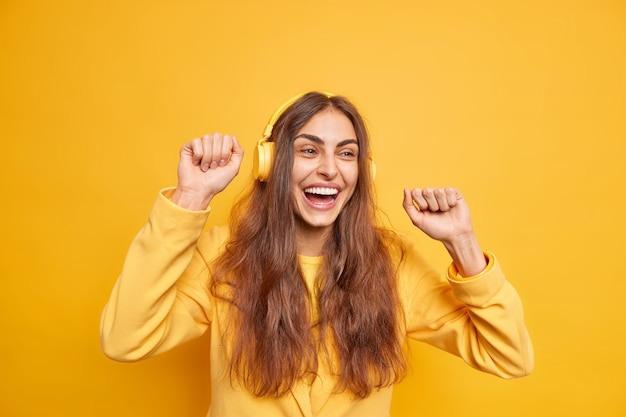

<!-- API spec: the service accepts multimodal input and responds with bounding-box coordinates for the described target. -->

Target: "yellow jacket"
[101,190,533,417]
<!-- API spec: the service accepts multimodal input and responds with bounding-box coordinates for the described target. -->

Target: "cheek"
[345,163,360,184]
[291,163,303,183]
[292,160,316,181]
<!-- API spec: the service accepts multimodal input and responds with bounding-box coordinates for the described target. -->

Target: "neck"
[296,222,331,256]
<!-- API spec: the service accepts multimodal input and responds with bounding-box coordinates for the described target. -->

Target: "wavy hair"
[210,92,406,398]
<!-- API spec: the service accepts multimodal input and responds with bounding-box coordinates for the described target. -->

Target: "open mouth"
[304,186,339,205]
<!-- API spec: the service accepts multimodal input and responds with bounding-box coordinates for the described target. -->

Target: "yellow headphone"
[252,92,376,182]
[252,92,316,181]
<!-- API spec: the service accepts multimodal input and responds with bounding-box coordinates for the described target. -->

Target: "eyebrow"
[294,133,359,148]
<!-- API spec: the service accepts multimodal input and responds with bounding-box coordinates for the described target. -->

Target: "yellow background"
[1,0,624,416]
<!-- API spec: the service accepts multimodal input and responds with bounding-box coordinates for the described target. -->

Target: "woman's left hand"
[402,187,487,276]
[402,187,474,243]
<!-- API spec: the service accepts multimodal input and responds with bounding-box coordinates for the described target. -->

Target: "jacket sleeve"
[398,238,534,378]
[100,189,226,362]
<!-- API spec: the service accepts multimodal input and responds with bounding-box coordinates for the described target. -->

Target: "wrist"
[443,232,487,277]
[171,187,214,211]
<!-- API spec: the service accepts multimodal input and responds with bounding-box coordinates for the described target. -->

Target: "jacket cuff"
[445,251,506,307]
[159,187,212,214]
[145,188,212,240]
[447,251,494,281]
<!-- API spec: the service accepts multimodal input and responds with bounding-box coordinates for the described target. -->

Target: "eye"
[299,147,318,156]
[338,148,358,159]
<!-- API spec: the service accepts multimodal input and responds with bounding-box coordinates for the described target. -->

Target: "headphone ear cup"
[253,141,274,182]
[369,159,377,181]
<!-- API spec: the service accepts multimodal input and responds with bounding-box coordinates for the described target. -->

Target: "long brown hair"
[210,92,406,398]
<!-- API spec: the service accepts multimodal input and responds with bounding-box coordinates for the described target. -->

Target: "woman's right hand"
[171,133,244,210]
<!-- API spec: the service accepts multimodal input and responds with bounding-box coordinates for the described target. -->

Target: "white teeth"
[304,187,339,196]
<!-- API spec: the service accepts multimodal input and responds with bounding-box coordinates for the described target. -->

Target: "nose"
[317,154,338,179]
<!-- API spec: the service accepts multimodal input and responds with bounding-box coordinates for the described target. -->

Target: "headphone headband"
[259,91,336,145]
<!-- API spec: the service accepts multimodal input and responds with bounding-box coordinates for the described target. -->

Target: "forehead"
[295,109,357,143]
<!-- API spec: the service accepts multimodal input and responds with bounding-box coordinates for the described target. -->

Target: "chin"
[296,212,340,231]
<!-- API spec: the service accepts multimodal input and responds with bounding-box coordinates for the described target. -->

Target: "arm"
[400,187,533,377]
[100,133,243,361]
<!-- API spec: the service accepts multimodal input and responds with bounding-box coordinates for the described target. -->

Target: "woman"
[101,92,533,417]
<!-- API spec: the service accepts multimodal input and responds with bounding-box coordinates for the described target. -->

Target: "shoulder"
[196,225,231,262]
[381,229,429,268]
[380,230,442,297]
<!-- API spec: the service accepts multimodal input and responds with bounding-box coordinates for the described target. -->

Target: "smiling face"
[291,108,359,248]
